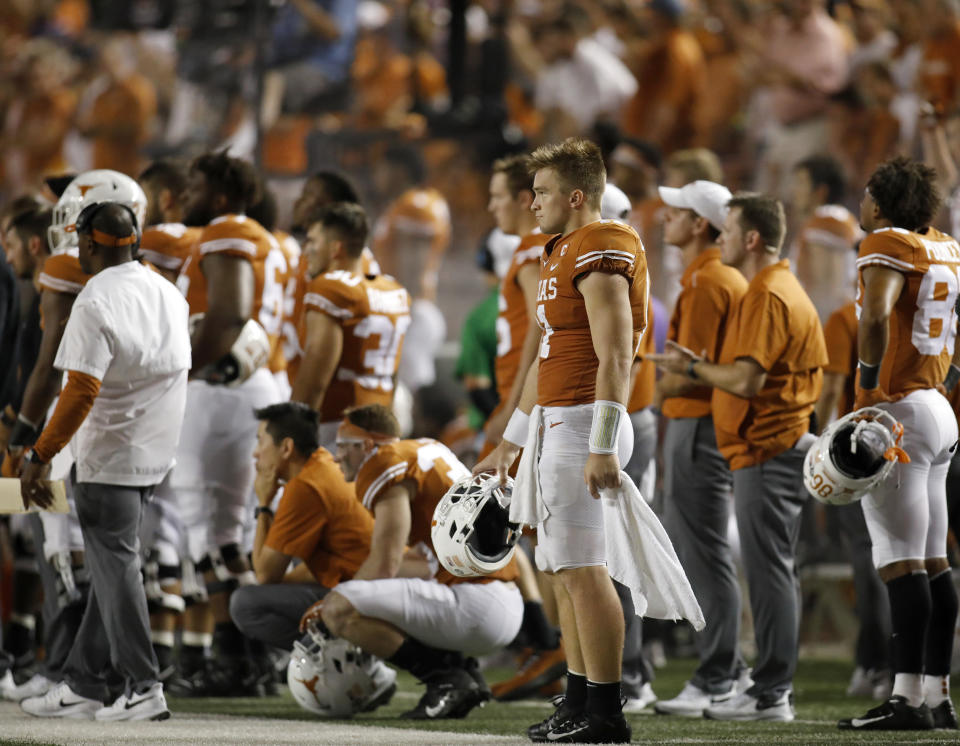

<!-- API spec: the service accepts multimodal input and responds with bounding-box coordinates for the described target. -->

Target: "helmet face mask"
[48,170,147,255]
[432,473,521,577]
[803,407,905,506]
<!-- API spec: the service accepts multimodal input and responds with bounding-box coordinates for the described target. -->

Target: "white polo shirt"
[54,261,192,486]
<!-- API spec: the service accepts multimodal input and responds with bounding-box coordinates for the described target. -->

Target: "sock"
[586,680,622,719]
[523,601,560,651]
[181,631,211,674]
[151,631,174,672]
[7,615,34,658]
[923,674,950,707]
[214,622,246,658]
[892,673,924,707]
[388,637,456,681]
[565,671,587,712]
[926,569,959,678]
[887,572,930,679]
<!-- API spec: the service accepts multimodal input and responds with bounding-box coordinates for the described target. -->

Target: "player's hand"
[855,386,893,410]
[584,452,621,500]
[299,599,324,633]
[472,440,521,486]
[254,462,280,506]
[19,458,54,510]
[483,407,511,446]
[647,340,701,376]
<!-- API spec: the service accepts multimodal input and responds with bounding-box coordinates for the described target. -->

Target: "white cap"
[658,180,732,231]
[601,183,632,224]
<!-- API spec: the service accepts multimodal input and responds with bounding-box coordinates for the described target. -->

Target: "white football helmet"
[804,407,909,506]
[189,316,270,386]
[49,170,147,254]
[432,472,520,577]
[287,627,397,718]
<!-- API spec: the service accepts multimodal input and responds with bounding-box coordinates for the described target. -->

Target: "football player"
[171,151,282,694]
[477,138,648,744]
[302,404,523,720]
[290,203,411,449]
[839,157,960,730]
[137,159,201,284]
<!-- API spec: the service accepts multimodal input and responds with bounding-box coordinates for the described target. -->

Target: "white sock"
[892,673,924,707]
[923,674,950,706]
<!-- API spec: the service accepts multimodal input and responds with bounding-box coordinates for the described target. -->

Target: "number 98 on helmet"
[431,473,521,577]
[803,407,910,506]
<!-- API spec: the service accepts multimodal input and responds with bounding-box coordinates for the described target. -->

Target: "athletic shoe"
[4,673,53,702]
[491,645,566,701]
[0,670,16,699]
[528,695,579,742]
[655,680,735,717]
[622,681,658,713]
[704,689,794,722]
[21,681,102,719]
[847,667,892,699]
[535,711,631,744]
[358,664,398,713]
[462,657,492,710]
[931,699,959,729]
[735,667,754,693]
[872,671,893,701]
[95,683,170,722]
[401,668,484,719]
[838,695,934,730]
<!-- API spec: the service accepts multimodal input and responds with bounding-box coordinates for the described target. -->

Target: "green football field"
[162,657,960,744]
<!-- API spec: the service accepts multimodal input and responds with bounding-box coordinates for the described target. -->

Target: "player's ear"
[280,436,296,460]
[569,188,585,209]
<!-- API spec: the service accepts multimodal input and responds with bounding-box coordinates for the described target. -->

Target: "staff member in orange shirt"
[650,180,750,718]
[651,193,827,722]
[229,403,373,652]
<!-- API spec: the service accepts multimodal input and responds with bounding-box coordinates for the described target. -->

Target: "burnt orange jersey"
[267,230,301,374]
[536,221,647,407]
[176,215,287,352]
[38,252,87,296]
[372,188,450,299]
[793,204,862,320]
[299,270,412,422]
[356,438,517,586]
[495,230,549,404]
[857,226,960,396]
[139,223,202,277]
[823,301,858,418]
[628,297,656,413]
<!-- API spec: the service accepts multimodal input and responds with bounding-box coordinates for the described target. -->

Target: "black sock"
[887,571,931,674]
[6,621,33,659]
[153,643,173,671]
[388,637,457,681]
[180,644,206,674]
[565,671,587,712]
[214,621,245,658]
[926,569,958,676]
[586,680,622,719]
[523,601,560,650]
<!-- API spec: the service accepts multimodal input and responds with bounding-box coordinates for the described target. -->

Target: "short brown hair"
[492,154,534,199]
[344,404,400,438]
[665,148,723,185]
[309,202,369,258]
[727,192,786,253]
[528,138,606,210]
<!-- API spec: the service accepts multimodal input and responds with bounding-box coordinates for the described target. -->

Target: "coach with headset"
[19,202,190,722]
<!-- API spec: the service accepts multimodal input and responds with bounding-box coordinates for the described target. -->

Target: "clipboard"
[0,478,69,514]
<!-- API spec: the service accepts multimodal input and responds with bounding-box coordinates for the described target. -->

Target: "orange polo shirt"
[822,301,858,418]
[713,260,827,470]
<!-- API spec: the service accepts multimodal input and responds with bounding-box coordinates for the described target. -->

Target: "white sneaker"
[21,681,102,719]
[655,680,735,717]
[5,673,54,702]
[95,682,170,721]
[622,682,658,712]
[847,666,873,697]
[704,689,794,722]
[735,667,754,694]
[0,670,15,699]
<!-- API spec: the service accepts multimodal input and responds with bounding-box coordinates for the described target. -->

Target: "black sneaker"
[461,658,492,714]
[931,699,959,729]
[401,668,483,719]
[838,695,935,730]
[528,696,581,742]
[536,711,632,744]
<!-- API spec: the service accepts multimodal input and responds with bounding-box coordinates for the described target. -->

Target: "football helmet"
[804,407,910,506]
[287,627,397,718]
[432,472,520,577]
[49,170,147,254]
[189,316,270,386]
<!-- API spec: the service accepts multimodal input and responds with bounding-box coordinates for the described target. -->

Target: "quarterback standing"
[477,138,647,744]
[840,157,960,730]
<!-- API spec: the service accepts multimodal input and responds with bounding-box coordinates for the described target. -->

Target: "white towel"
[602,473,705,630]
[509,405,548,527]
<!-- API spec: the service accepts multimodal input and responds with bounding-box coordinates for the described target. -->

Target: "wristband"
[0,407,15,428]
[945,364,960,393]
[502,409,530,447]
[254,505,274,520]
[25,449,47,465]
[589,400,627,454]
[8,415,40,449]
[858,360,880,390]
[686,359,698,379]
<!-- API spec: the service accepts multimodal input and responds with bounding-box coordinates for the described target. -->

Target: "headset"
[75,201,141,248]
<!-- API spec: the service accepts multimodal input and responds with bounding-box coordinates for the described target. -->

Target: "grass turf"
[166,657,960,743]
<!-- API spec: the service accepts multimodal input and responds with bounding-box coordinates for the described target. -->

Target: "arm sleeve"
[357,450,410,511]
[303,275,358,321]
[33,371,101,462]
[823,309,856,376]
[572,225,641,283]
[856,231,916,272]
[53,299,114,380]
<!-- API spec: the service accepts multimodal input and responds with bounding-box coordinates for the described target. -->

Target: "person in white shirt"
[19,202,191,722]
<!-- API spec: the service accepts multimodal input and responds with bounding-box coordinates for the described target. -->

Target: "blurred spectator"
[621,0,707,154]
[76,35,157,176]
[888,0,926,149]
[917,0,960,119]
[848,0,897,72]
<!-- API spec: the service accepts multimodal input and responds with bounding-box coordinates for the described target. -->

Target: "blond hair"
[528,138,606,210]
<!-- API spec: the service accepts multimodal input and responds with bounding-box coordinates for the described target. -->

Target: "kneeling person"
[230,403,374,651]
[315,404,524,719]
